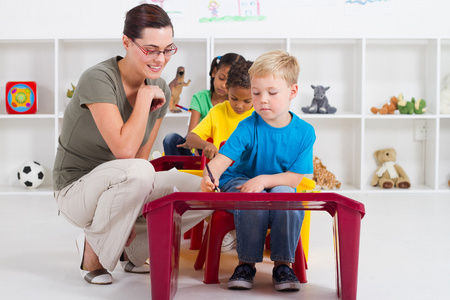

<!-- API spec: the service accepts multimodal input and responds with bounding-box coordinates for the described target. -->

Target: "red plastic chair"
[193,210,307,284]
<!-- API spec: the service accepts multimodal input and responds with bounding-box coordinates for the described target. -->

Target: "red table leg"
[147,202,182,300]
[333,203,362,300]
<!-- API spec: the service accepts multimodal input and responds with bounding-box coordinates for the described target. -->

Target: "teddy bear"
[371,95,398,114]
[302,85,336,114]
[440,74,450,114]
[371,148,411,189]
[313,156,341,189]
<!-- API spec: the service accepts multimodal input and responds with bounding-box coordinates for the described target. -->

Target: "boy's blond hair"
[248,50,299,86]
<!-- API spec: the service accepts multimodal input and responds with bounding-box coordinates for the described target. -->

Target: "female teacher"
[53,4,210,285]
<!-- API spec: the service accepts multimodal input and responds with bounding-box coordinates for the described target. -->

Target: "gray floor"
[1,192,449,300]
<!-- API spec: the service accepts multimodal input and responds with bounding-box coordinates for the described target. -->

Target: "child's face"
[228,86,253,115]
[251,76,298,127]
[212,65,231,98]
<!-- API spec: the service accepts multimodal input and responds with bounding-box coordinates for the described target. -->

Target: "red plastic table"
[143,192,365,300]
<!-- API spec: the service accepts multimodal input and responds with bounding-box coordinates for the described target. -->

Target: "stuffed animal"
[412,97,427,114]
[440,74,450,114]
[397,93,426,115]
[397,93,414,114]
[313,156,341,189]
[302,85,336,114]
[371,96,398,114]
[169,66,191,113]
[371,148,410,189]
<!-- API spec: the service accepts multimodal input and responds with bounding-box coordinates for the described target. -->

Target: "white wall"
[1,0,449,39]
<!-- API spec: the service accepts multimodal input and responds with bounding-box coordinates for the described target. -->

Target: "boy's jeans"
[222,177,304,263]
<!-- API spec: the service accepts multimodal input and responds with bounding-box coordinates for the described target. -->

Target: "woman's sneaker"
[227,264,256,290]
[221,230,237,252]
[272,264,301,291]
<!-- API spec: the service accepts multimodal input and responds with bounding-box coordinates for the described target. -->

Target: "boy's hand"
[201,176,218,192]
[203,144,219,160]
[176,142,191,150]
[236,176,265,193]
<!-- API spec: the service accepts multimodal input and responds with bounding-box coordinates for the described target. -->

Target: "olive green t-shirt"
[53,56,170,191]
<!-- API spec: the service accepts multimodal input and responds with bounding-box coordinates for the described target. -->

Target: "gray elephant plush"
[302,85,336,114]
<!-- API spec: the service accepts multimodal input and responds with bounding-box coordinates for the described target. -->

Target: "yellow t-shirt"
[191,101,254,149]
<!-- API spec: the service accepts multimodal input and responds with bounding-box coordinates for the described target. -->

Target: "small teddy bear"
[302,85,336,114]
[371,95,398,114]
[371,148,410,189]
[313,156,341,189]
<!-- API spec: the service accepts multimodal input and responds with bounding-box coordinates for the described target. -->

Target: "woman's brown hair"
[123,4,173,40]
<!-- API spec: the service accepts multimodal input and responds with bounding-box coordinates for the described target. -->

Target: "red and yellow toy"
[6,81,37,114]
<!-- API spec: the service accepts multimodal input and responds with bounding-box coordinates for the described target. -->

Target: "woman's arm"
[87,85,165,159]
[135,117,163,160]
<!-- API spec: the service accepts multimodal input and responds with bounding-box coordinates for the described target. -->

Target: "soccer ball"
[17,161,45,188]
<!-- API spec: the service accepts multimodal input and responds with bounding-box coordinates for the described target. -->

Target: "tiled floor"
[1,192,449,299]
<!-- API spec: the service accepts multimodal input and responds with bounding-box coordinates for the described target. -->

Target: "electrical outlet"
[414,120,427,141]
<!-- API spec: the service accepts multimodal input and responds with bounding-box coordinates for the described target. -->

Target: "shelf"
[0,185,53,196]
[0,37,449,194]
[0,114,56,119]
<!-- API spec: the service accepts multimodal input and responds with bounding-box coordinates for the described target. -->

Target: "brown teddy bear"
[371,148,410,188]
[371,95,398,114]
[313,156,341,189]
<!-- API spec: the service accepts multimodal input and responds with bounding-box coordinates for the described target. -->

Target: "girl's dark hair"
[209,53,246,93]
[227,60,253,89]
[123,4,174,40]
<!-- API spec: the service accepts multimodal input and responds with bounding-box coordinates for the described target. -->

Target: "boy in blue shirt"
[201,50,316,291]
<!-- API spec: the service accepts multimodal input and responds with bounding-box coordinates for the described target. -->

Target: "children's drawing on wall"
[139,0,187,18]
[345,0,393,16]
[208,1,220,17]
[199,0,266,23]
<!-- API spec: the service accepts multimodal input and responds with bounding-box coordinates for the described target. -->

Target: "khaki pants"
[55,159,212,271]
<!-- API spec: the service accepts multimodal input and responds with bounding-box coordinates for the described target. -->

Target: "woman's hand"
[137,84,166,112]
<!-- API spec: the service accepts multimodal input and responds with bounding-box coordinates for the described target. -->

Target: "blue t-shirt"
[218,111,316,188]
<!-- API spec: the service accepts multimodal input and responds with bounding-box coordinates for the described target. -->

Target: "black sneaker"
[227,264,256,290]
[272,264,301,291]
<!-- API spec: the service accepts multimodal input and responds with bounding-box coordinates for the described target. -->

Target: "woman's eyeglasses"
[130,38,177,58]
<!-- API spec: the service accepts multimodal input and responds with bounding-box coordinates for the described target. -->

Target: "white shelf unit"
[1,37,449,195]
